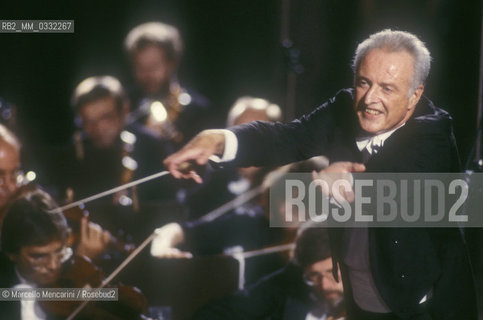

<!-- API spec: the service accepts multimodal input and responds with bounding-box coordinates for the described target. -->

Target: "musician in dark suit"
[124,22,213,147]
[67,75,175,202]
[164,29,477,319]
[0,188,71,320]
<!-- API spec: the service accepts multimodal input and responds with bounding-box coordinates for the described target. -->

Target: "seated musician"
[0,187,147,319]
[0,124,110,261]
[192,225,345,320]
[124,21,213,146]
[66,75,175,203]
[0,188,72,319]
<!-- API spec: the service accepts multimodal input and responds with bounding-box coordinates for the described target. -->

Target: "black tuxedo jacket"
[0,253,22,319]
[229,89,477,319]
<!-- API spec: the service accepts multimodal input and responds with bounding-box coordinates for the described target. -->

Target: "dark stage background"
[0,1,482,318]
[0,0,480,167]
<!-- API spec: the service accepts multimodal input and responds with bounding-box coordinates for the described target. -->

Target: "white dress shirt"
[14,270,47,320]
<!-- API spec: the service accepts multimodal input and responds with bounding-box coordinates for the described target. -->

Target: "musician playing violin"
[0,188,148,320]
[0,124,110,261]
[0,188,72,319]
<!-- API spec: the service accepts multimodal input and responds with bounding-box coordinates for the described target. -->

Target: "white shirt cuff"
[220,129,238,162]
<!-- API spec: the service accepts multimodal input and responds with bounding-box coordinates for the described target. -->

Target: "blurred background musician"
[124,21,214,147]
[66,75,175,204]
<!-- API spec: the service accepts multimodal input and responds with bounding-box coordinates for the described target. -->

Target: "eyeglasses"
[27,247,73,270]
[304,269,336,286]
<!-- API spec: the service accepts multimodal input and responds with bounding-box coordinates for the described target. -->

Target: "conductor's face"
[354,48,423,135]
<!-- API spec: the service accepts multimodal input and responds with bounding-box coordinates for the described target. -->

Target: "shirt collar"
[356,123,405,152]
[15,268,37,288]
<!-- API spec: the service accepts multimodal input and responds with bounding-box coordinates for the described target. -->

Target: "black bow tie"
[361,144,381,163]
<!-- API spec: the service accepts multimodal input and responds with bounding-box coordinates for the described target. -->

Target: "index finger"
[351,162,366,172]
[165,148,209,179]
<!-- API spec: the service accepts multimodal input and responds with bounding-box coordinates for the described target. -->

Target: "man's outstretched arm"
[163,129,228,183]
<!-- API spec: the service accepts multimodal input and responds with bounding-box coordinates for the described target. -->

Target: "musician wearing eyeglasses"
[0,188,71,319]
[64,75,176,205]
[0,123,112,262]
[193,225,345,320]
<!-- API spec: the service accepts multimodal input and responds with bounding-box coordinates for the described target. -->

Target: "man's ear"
[408,85,424,110]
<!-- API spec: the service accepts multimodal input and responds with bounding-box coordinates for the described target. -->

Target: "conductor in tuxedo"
[164,29,477,319]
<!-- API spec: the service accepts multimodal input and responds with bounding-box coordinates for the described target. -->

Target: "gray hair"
[352,29,431,94]
[226,96,282,127]
[124,22,183,62]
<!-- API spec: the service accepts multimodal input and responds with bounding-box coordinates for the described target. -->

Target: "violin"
[15,184,136,261]
[40,254,147,320]
[62,205,136,259]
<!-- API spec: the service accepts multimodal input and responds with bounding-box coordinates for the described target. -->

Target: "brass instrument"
[133,83,192,144]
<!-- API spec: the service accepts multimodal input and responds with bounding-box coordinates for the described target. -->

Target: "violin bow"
[50,170,171,213]
[50,171,169,319]
[58,163,287,318]
[66,231,157,320]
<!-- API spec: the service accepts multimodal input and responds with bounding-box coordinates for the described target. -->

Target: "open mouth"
[364,108,383,115]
